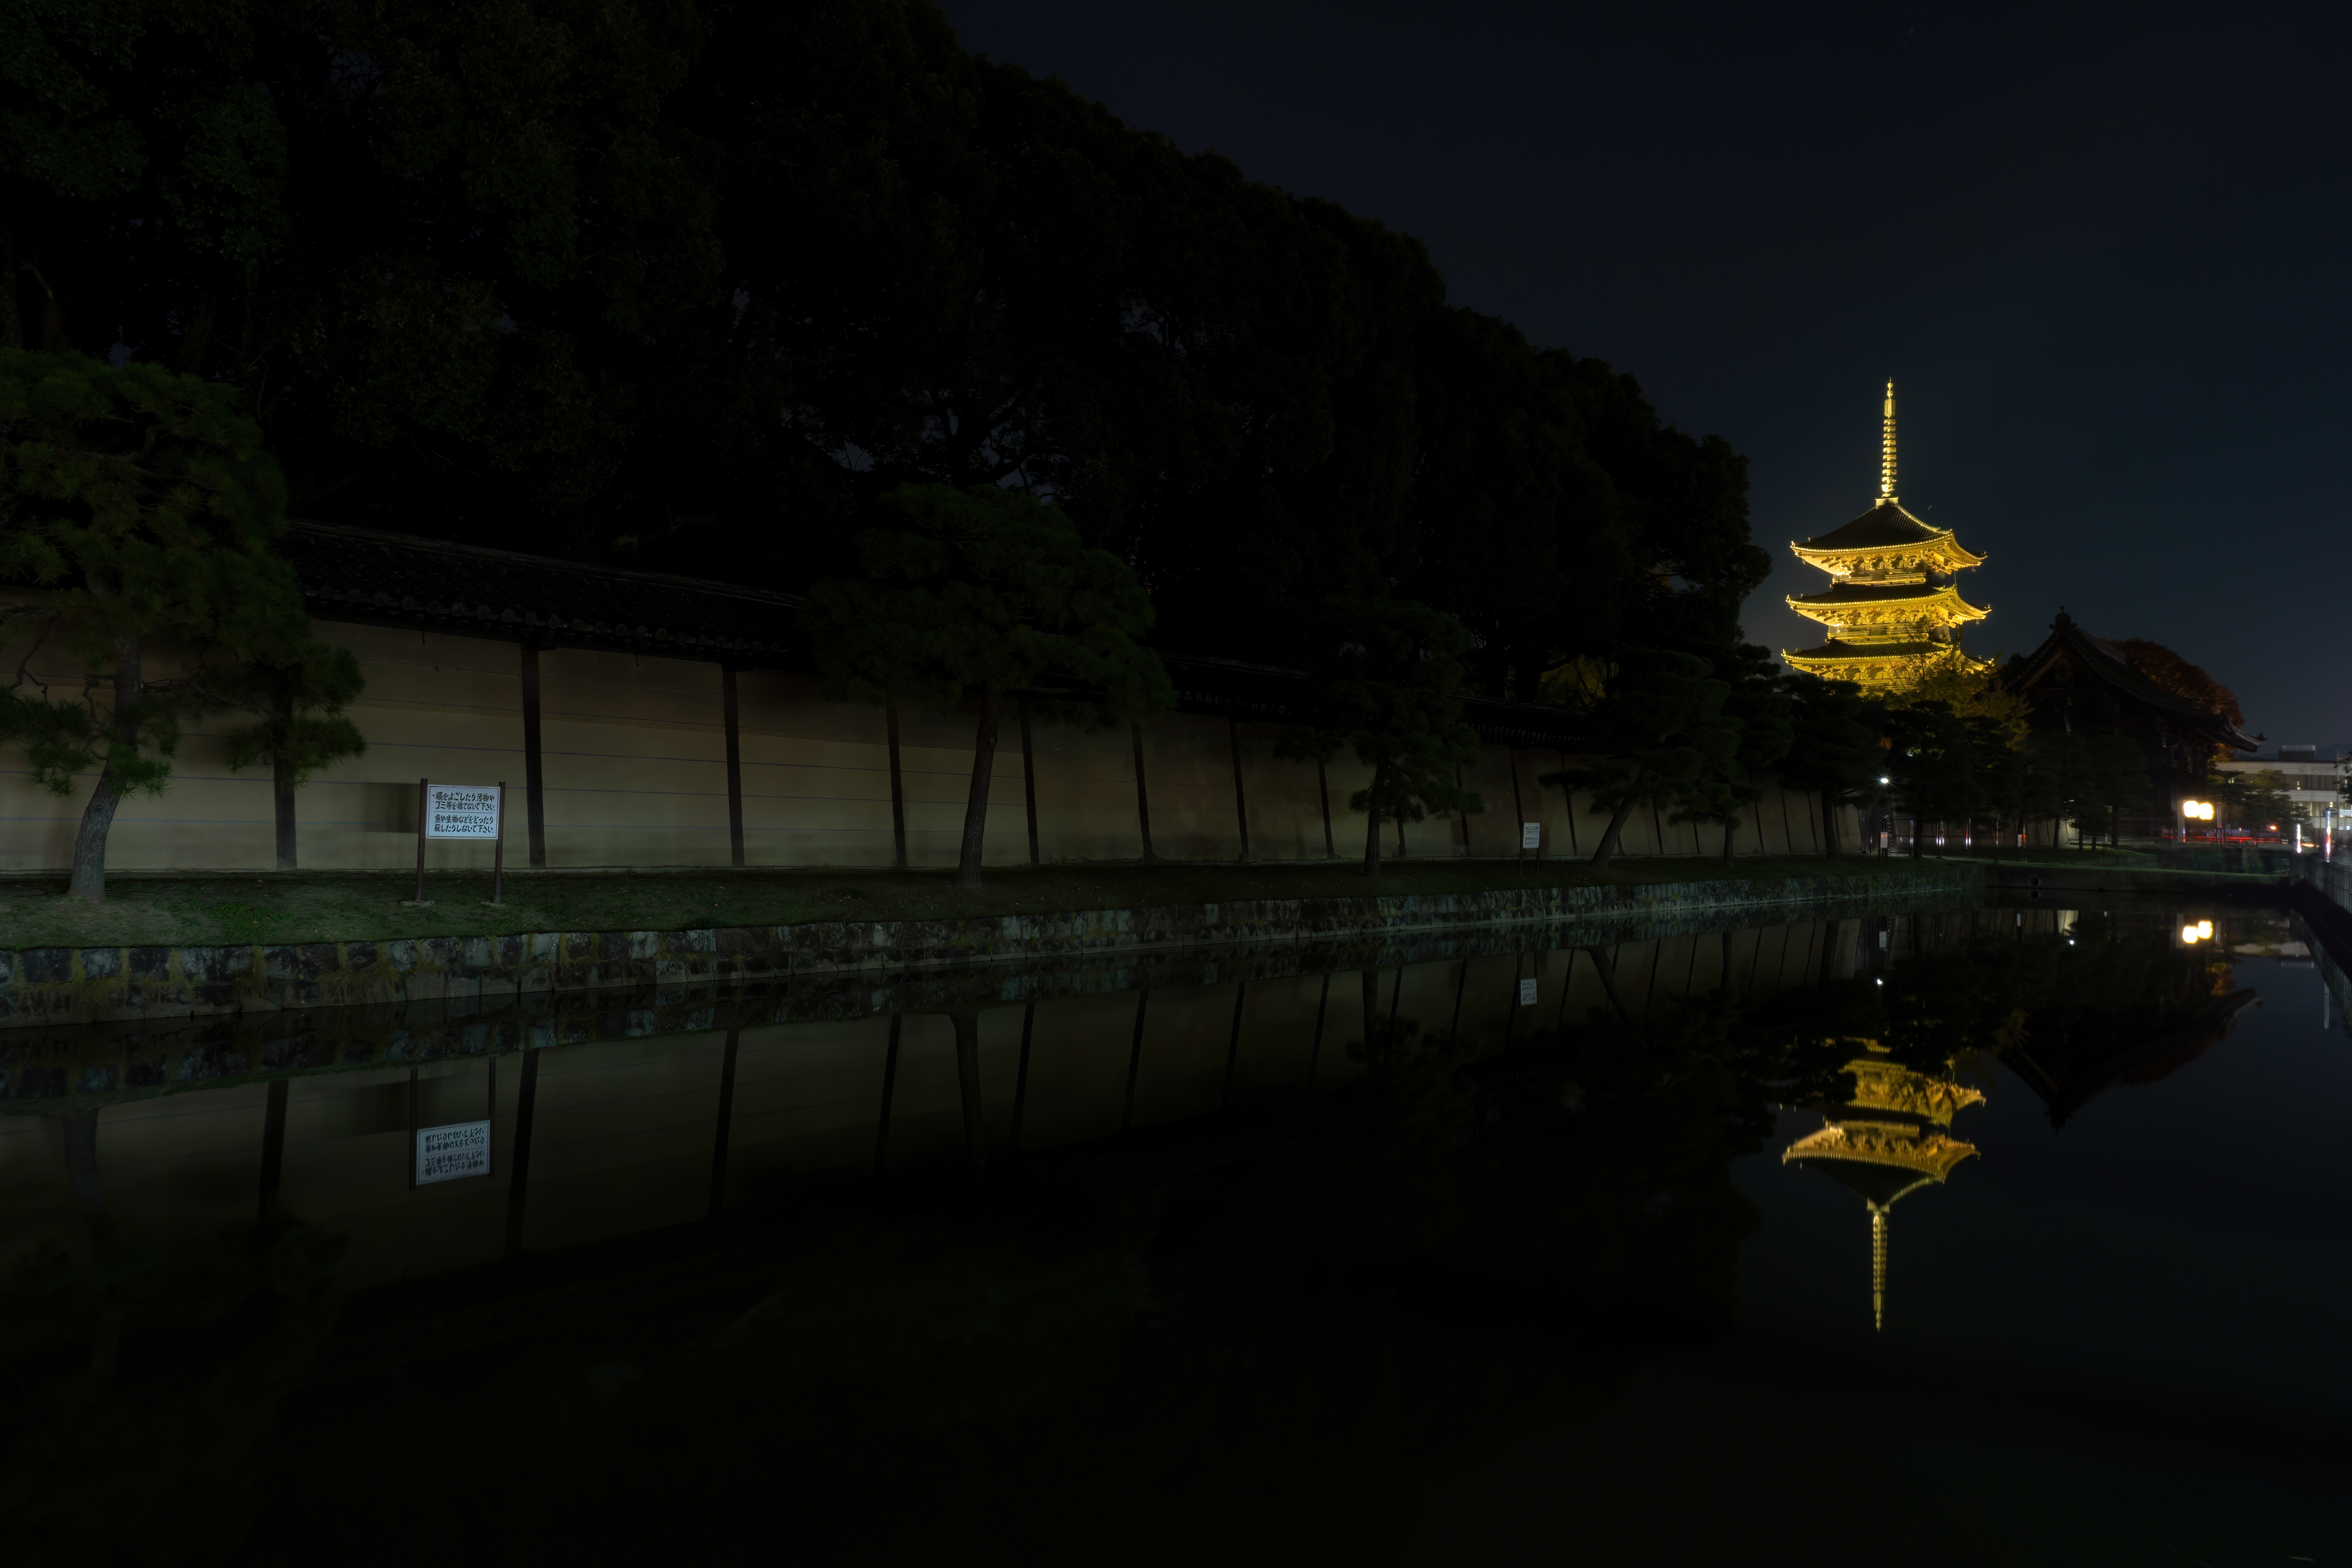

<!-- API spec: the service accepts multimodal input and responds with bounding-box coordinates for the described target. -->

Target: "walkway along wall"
[0,522,1860,873]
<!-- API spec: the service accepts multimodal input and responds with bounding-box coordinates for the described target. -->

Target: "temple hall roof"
[2005,611,2262,754]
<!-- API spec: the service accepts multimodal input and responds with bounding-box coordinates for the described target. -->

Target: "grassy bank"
[0,855,1969,950]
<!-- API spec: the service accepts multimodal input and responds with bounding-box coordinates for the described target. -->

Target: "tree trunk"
[1362,760,1386,878]
[1583,945,1631,1023]
[271,676,298,870]
[67,633,142,903]
[272,751,297,870]
[1908,815,1921,859]
[951,1009,987,1196]
[1361,968,1380,1042]
[953,682,1003,891]
[62,1109,122,1378]
[1721,814,1737,865]
[1823,792,1841,858]
[1589,775,1647,869]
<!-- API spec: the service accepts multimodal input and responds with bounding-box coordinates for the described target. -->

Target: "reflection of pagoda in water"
[1782,1046,1982,1332]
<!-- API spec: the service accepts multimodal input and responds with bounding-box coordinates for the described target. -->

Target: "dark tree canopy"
[2115,639,2245,732]
[4,0,1765,695]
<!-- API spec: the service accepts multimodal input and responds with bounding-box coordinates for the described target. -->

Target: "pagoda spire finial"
[1878,379,1898,502]
[1869,1201,1889,1332]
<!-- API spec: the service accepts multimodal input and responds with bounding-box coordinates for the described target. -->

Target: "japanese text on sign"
[415,1120,492,1183]
[426,785,501,840]
[1521,822,1542,849]
[1518,978,1538,1006]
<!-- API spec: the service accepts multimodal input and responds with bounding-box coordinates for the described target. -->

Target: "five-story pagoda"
[1783,383,1989,690]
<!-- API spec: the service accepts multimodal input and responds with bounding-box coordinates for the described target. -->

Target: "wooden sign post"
[407,779,509,906]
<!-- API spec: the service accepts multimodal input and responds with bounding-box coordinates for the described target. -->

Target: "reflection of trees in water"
[1795,912,2258,1125]
[0,1183,343,1567]
[3,915,2261,1563]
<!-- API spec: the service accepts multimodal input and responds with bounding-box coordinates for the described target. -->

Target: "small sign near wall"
[415,1120,493,1184]
[1521,822,1543,850]
[406,778,509,906]
[426,785,501,839]
[1517,978,1538,1006]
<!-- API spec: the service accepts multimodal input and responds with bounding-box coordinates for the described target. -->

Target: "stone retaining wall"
[0,866,1980,1030]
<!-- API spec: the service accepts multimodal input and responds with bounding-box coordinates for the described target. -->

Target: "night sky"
[942,0,2348,746]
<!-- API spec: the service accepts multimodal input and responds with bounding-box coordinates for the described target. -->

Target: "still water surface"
[2,896,2344,1565]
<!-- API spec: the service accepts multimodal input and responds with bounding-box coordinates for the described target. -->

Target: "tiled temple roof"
[2006,611,2261,754]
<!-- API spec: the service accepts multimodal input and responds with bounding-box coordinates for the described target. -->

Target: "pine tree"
[1777,671,1884,857]
[1542,649,1740,869]
[1682,643,1792,863]
[1275,599,1486,878]
[803,483,1170,890]
[0,350,361,898]
[215,642,368,870]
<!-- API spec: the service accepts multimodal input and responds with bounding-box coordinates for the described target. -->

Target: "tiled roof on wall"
[1162,652,1588,749]
[281,520,807,662]
[282,523,1594,747]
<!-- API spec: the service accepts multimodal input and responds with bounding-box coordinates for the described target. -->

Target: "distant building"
[1782,382,1991,691]
[2216,743,2349,818]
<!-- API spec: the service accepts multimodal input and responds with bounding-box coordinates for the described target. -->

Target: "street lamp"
[2180,798,2214,844]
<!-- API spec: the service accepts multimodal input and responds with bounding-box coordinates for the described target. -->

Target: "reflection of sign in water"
[1518,978,1538,1006]
[415,1120,493,1183]
[1521,822,1542,849]
[426,785,501,840]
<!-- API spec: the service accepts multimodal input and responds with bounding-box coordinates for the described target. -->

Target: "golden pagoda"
[1781,383,1990,690]
[1781,1045,1983,1332]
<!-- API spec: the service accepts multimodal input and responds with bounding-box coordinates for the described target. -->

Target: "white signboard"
[415,1120,493,1183]
[426,785,501,840]
[1521,822,1543,850]
[1517,978,1538,1006]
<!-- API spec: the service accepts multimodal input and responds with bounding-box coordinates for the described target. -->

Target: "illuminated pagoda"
[1782,383,1990,690]
[1781,1045,1983,1332]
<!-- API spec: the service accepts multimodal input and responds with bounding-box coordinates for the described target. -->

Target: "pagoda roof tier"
[1782,637,1945,662]
[1783,1123,1979,1184]
[1792,500,1984,564]
[1785,580,1989,627]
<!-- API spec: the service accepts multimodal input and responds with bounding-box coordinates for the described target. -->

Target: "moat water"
[2,891,2344,1565]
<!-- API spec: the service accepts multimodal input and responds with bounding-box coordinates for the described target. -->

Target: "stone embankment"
[1985,861,2286,897]
[0,865,1980,1030]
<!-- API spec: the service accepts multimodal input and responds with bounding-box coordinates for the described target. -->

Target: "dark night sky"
[941,0,2350,744]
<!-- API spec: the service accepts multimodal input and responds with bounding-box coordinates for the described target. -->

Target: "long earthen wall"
[0,621,1858,872]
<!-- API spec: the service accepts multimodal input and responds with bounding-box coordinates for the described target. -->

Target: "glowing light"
[2181,920,2213,944]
